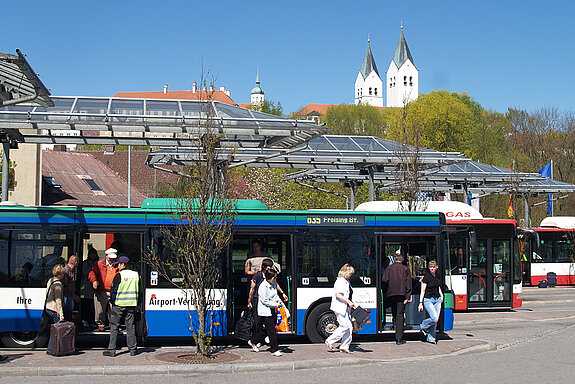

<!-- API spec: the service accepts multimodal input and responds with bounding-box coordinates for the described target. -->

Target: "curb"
[0,342,492,377]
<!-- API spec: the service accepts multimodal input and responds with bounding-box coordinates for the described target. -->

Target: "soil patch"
[155,350,241,364]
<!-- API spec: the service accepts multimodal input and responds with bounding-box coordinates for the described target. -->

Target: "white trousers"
[326,312,352,350]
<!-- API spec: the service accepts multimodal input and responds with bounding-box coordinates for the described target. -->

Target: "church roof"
[392,30,414,69]
[360,43,379,79]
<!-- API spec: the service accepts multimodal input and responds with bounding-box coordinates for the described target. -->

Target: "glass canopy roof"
[283,160,575,195]
[146,135,468,170]
[0,50,53,107]
[0,96,327,148]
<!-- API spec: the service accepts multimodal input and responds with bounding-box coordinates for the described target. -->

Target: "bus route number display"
[306,215,365,226]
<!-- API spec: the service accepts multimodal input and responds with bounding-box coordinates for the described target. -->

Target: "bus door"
[468,239,512,308]
[377,235,438,331]
[228,234,293,334]
[78,232,145,331]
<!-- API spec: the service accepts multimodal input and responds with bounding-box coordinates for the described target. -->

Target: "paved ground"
[0,286,571,377]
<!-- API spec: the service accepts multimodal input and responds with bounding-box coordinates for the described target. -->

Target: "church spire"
[392,26,414,69]
[360,37,379,79]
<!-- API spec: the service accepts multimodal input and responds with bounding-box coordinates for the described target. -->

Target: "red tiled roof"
[42,151,148,208]
[236,103,251,109]
[113,90,236,105]
[85,150,180,198]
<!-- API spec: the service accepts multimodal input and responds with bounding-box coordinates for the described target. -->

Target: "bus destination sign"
[306,215,365,226]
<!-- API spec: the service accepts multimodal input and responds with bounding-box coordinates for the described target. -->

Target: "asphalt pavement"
[0,286,571,377]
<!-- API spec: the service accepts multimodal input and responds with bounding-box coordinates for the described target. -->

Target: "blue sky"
[3,1,574,115]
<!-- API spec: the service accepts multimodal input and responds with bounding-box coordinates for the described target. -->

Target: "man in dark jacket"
[382,251,412,345]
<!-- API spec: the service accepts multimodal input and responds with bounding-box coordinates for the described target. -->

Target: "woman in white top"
[325,264,356,353]
[248,268,283,357]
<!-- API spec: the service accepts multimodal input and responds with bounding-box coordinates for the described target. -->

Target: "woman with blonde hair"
[325,264,356,353]
[418,260,443,344]
[45,264,66,354]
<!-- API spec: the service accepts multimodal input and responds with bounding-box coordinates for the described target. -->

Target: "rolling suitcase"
[546,272,557,287]
[50,321,76,356]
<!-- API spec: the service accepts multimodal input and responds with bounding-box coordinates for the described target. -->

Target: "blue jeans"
[420,297,442,342]
[45,309,60,353]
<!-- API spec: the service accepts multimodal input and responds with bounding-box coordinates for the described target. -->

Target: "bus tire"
[0,331,48,348]
[305,302,338,343]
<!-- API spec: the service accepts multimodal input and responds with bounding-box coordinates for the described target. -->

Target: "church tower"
[250,69,265,105]
[354,38,383,107]
[386,26,418,107]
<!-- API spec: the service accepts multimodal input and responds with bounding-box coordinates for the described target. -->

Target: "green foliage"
[322,104,386,136]
[248,100,283,116]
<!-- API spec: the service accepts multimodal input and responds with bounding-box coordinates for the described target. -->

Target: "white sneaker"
[247,340,259,352]
[256,343,262,348]
[264,336,270,344]
[271,351,282,357]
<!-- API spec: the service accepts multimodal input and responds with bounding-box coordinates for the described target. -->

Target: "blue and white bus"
[0,199,449,347]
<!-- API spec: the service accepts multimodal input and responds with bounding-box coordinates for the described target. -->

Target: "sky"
[3,1,574,115]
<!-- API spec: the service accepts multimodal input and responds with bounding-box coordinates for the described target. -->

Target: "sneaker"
[102,350,116,357]
[421,328,429,337]
[264,336,270,344]
[271,351,282,357]
[130,350,138,356]
[247,340,259,352]
[256,343,262,348]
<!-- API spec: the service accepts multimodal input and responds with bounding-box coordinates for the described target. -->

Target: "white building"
[354,39,383,107]
[386,27,418,107]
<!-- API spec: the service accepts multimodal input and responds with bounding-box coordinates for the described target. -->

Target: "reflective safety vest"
[115,269,139,307]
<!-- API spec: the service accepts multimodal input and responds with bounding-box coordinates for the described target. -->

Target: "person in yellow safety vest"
[103,256,140,357]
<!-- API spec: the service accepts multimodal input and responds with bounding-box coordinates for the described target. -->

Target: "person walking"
[418,260,443,344]
[88,247,118,331]
[325,264,356,354]
[45,265,66,355]
[382,252,412,345]
[248,268,283,357]
[103,256,140,357]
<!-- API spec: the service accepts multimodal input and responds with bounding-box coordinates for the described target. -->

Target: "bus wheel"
[0,331,48,348]
[305,302,338,343]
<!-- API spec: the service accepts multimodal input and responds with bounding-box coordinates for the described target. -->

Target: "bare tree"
[146,77,237,356]
[393,96,427,212]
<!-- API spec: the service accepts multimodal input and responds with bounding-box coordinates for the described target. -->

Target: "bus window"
[0,230,74,288]
[556,237,572,262]
[297,229,375,288]
[537,238,553,262]
[448,237,467,274]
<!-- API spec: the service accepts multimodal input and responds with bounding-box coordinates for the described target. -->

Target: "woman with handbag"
[44,265,66,354]
[418,260,443,344]
[325,264,356,354]
[248,268,283,357]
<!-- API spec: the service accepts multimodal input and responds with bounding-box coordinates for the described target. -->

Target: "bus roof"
[540,216,575,229]
[355,200,483,220]
[141,198,268,211]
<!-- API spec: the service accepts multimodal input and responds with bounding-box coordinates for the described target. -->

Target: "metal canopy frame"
[284,160,574,195]
[146,135,468,170]
[0,50,53,108]
[0,96,327,148]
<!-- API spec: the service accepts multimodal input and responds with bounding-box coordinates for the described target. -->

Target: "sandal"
[339,349,354,354]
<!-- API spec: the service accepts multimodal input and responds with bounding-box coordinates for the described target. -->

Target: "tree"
[146,80,237,356]
[248,99,283,116]
[322,103,386,136]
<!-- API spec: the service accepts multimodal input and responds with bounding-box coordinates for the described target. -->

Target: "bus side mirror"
[469,230,478,251]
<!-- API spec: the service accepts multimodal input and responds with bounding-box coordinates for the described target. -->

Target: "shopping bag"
[234,310,254,341]
[275,306,289,332]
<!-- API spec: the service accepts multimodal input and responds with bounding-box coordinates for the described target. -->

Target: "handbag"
[39,279,57,337]
[135,310,148,338]
[350,306,370,333]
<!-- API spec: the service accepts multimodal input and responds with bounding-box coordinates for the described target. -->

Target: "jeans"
[420,297,442,342]
[45,309,60,353]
